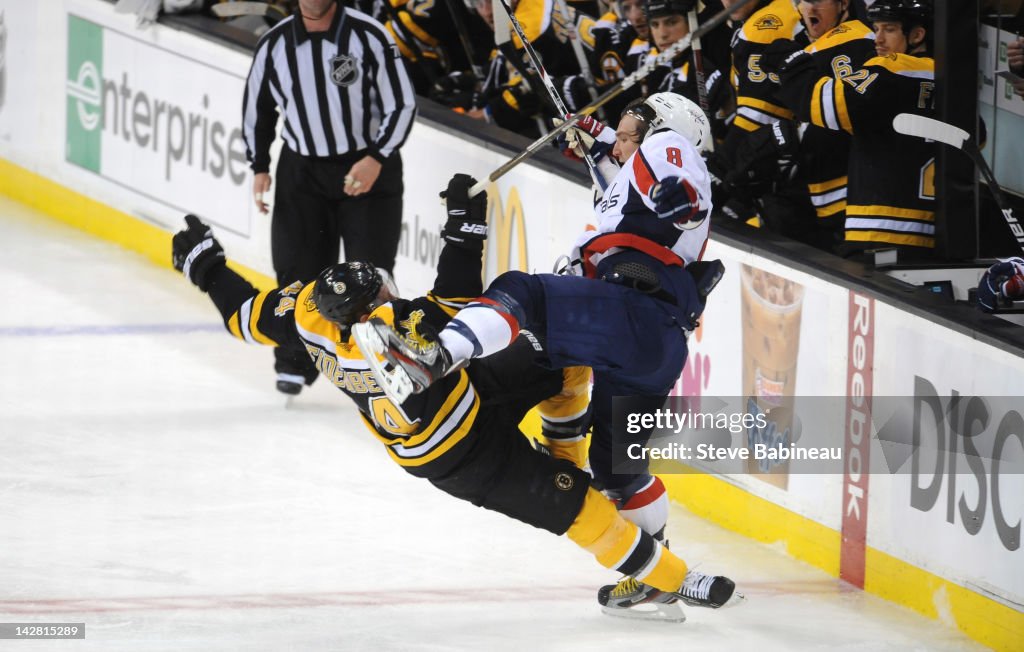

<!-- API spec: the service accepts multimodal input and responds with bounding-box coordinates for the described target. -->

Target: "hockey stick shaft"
[468,0,755,196]
[440,0,485,80]
[553,0,606,121]
[495,0,607,190]
[688,10,708,112]
[892,113,1024,254]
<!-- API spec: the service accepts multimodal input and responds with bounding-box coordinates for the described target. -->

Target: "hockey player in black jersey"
[773,0,938,255]
[753,0,876,249]
[172,173,737,620]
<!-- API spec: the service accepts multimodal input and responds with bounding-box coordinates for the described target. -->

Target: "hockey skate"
[598,577,685,623]
[675,568,738,609]
[351,317,455,405]
[598,569,739,622]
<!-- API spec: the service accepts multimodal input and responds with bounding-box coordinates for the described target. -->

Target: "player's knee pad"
[607,475,669,541]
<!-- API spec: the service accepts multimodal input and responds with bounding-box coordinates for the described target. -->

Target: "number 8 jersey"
[577,129,713,268]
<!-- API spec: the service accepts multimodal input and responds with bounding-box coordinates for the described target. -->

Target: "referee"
[242,0,416,396]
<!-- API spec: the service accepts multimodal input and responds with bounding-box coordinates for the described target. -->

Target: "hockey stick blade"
[892,113,968,150]
[893,113,1024,254]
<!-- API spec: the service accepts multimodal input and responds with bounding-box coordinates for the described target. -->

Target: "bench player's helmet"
[313,262,385,335]
[867,0,932,47]
[643,0,696,20]
[643,92,712,153]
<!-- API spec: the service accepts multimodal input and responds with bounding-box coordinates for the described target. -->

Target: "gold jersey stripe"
[807,176,849,194]
[816,201,846,217]
[847,204,935,221]
[846,231,934,248]
[248,291,276,345]
[385,396,480,467]
[737,96,794,120]
[811,77,828,130]
[227,311,242,340]
[732,115,763,133]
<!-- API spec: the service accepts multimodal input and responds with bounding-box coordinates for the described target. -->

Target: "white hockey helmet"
[642,92,712,153]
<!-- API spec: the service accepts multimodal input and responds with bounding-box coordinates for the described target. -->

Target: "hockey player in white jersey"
[355,93,733,619]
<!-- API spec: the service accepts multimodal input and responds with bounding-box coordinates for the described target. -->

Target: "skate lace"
[680,571,714,601]
[610,577,641,598]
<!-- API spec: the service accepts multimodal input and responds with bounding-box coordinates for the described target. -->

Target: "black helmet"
[867,0,932,31]
[644,0,696,21]
[312,262,384,332]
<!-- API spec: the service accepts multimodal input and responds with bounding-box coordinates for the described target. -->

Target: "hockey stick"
[492,0,550,135]
[553,0,606,122]
[892,113,1024,255]
[687,8,714,153]
[440,0,486,81]
[495,0,608,190]
[467,0,757,196]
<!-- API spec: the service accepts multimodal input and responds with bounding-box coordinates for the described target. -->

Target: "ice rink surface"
[0,198,985,651]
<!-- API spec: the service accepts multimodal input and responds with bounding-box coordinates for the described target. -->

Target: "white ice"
[0,197,984,651]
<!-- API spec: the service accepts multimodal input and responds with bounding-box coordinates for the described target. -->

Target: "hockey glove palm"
[977,257,1024,312]
[440,173,488,248]
[172,214,225,291]
[650,176,700,226]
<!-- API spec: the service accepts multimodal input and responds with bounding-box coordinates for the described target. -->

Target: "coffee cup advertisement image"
[740,264,806,489]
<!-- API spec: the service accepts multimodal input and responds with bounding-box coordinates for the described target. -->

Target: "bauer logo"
[66,15,103,173]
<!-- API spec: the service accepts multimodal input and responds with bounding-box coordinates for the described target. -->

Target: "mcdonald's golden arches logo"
[484,182,528,275]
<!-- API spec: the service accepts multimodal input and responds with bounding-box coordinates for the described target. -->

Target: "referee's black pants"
[270,146,404,383]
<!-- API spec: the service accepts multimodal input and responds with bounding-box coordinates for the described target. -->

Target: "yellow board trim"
[660,470,1022,652]
[0,157,275,291]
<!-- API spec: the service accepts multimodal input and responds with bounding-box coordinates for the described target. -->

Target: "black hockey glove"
[172,214,226,291]
[730,120,800,188]
[759,38,805,77]
[440,174,488,248]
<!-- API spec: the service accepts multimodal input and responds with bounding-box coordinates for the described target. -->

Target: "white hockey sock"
[616,476,669,541]
[439,302,520,363]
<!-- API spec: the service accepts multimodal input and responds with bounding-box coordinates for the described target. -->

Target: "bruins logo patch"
[755,14,783,30]
[554,472,575,491]
[398,309,431,348]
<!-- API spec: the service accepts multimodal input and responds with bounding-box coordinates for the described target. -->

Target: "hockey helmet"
[313,262,385,332]
[642,92,712,153]
[867,0,932,31]
[643,0,696,20]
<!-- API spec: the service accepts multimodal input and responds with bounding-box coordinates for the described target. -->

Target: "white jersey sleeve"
[575,130,713,265]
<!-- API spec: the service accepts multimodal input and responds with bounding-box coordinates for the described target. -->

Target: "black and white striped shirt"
[242,5,416,172]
